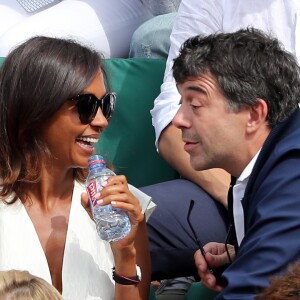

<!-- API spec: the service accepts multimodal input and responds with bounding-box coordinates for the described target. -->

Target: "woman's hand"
[81,175,144,247]
[99,175,144,245]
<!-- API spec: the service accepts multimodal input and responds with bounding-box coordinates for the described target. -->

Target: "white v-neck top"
[0,181,155,300]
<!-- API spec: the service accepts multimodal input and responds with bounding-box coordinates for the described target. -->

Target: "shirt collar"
[236,149,261,184]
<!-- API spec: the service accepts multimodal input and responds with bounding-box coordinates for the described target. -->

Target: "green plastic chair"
[149,284,157,300]
[97,58,180,187]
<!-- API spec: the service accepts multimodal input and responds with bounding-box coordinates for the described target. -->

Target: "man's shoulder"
[258,108,300,165]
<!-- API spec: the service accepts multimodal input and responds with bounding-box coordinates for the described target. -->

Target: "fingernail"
[97,199,103,205]
[101,181,107,187]
[95,192,101,198]
[111,201,117,205]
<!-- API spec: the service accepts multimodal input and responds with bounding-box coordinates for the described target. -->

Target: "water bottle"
[85,155,131,242]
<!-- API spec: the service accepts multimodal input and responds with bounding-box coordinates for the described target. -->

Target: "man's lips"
[183,140,198,152]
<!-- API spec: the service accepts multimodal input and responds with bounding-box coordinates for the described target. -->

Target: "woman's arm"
[112,218,150,300]
[81,174,151,299]
[102,175,150,300]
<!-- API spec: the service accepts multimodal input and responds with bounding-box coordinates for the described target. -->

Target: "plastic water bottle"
[85,155,131,242]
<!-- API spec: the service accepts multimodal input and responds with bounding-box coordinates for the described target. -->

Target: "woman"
[0,270,63,299]
[0,36,152,300]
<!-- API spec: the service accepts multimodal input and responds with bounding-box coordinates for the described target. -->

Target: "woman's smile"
[76,135,99,153]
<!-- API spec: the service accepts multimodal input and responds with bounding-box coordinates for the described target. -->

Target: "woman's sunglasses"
[72,92,116,124]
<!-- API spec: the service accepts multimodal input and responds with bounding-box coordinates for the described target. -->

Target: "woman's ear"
[246,99,268,133]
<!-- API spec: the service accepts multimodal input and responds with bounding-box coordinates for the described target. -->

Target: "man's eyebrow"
[177,84,207,104]
[187,85,206,94]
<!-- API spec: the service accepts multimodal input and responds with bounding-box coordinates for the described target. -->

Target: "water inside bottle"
[93,204,131,242]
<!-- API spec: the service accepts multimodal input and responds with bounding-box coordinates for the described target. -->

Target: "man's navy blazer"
[217,108,300,300]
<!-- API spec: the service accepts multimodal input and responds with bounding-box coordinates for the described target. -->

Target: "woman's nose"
[90,107,109,129]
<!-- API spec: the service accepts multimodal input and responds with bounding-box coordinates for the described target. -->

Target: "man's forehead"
[177,73,219,91]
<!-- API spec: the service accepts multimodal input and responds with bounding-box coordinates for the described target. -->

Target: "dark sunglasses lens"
[101,93,116,120]
[76,94,97,124]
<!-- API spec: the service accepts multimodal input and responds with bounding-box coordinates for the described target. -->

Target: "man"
[139,0,300,290]
[172,28,300,299]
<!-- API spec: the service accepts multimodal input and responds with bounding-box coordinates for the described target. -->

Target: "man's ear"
[246,99,268,133]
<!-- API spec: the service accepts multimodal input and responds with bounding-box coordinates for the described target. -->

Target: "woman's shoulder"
[0,196,21,210]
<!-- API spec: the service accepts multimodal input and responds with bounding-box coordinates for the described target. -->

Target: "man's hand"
[194,242,235,292]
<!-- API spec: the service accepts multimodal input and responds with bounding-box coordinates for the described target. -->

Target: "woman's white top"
[0,181,155,300]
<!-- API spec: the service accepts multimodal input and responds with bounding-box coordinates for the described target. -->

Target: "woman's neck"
[21,167,75,210]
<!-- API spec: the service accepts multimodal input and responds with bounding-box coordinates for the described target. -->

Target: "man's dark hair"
[173,27,300,128]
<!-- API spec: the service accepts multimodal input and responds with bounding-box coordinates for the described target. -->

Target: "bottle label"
[87,181,98,207]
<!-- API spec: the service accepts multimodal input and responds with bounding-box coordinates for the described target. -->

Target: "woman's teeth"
[76,137,99,144]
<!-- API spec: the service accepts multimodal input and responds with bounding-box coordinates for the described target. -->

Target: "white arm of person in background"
[151,0,230,206]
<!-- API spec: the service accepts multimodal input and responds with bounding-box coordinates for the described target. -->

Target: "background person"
[255,261,300,300]
[0,270,63,300]
[129,0,181,59]
[0,0,155,58]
